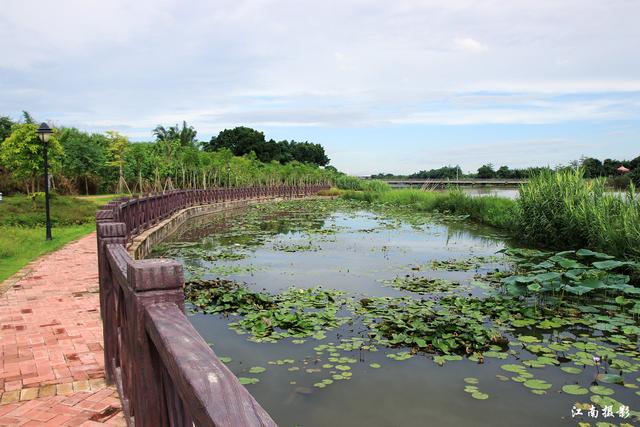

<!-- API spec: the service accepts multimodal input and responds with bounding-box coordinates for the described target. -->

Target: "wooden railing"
[96,185,328,426]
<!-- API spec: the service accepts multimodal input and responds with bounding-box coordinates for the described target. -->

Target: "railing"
[96,185,328,426]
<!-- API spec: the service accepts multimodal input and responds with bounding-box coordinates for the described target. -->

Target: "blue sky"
[1,0,639,175]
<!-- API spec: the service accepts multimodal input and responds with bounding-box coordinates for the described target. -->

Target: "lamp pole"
[37,123,53,241]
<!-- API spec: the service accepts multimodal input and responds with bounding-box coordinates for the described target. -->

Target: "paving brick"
[19,388,39,401]
[0,234,124,426]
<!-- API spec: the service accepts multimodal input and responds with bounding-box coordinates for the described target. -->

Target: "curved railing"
[96,185,328,426]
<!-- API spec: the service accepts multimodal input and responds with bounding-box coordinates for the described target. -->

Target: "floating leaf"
[523,379,552,390]
[562,384,589,395]
[238,377,259,385]
[592,260,628,270]
[561,367,582,374]
[369,363,381,369]
[471,391,489,400]
[248,366,266,374]
[464,377,480,385]
[219,356,232,363]
[589,385,615,396]
[596,374,624,385]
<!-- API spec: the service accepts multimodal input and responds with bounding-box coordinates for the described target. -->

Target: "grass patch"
[0,194,112,283]
[0,194,101,226]
[0,224,95,283]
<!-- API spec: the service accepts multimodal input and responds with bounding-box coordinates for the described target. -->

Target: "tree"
[153,121,197,147]
[58,128,107,194]
[206,126,266,156]
[21,111,35,124]
[0,123,63,194]
[496,166,511,178]
[0,116,14,142]
[581,157,603,178]
[477,164,496,179]
[106,131,130,194]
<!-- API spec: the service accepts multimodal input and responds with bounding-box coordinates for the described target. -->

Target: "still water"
[151,200,638,427]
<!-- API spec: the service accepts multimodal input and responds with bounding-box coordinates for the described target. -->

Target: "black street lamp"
[37,122,53,241]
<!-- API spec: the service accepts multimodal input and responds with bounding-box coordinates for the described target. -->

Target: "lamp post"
[37,123,53,241]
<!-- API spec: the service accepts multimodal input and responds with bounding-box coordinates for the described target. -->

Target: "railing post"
[96,221,127,384]
[126,259,188,427]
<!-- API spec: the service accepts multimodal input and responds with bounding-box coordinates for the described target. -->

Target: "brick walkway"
[0,233,124,426]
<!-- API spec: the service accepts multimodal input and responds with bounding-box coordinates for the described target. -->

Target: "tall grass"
[0,194,99,226]
[342,187,517,229]
[517,169,640,258]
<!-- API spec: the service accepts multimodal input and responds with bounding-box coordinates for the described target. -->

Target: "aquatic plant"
[517,168,640,258]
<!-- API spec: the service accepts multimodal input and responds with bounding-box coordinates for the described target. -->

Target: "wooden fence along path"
[96,185,328,426]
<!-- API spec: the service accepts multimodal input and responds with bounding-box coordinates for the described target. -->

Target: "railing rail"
[96,185,328,426]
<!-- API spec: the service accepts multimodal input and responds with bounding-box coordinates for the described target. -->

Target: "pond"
[150,199,640,427]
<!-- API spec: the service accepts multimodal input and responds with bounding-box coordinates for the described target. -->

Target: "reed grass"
[517,169,639,258]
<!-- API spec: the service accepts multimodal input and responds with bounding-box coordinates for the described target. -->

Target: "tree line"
[371,157,640,187]
[0,113,335,195]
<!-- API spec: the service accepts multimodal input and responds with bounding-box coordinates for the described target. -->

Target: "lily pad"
[471,391,489,400]
[369,363,381,369]
[248,366,266,374]
[523,379,552,390]
[562,384,589,395]
[589,385,615,396]
[238,377,259,385]
[596,373,624,385]
[464,377,480,385]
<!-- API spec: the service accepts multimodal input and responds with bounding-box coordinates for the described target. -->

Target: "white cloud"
[0,0,639,173]
[453,37,488,53]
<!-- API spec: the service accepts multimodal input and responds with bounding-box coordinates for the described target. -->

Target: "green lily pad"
[471,391,489,400]
[561,367,582,374]
[219,356,232,363]
[589,385,615,395]
[335,365,351,371]
[596,373,624,385]
[238,377,259,385]
[248,366,266,374]
[464,377,480,385]
[530,389,546,395]
[562,384,589,395]
[518,335,540,343]
[501,364,527,373]
[523,379,552,390]
[369,363,381,369]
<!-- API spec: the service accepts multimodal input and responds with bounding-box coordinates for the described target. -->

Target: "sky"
[1,0,639,175]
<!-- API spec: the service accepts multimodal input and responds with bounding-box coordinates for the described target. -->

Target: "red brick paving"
[0,233,125,426]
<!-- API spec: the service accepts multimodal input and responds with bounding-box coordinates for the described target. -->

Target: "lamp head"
[37,122,52,143]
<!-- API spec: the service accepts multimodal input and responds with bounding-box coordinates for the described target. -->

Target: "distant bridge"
[380,179,527,187]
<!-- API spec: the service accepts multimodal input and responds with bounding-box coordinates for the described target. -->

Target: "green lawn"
[0,224,95,283]
[0,194,119,284]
